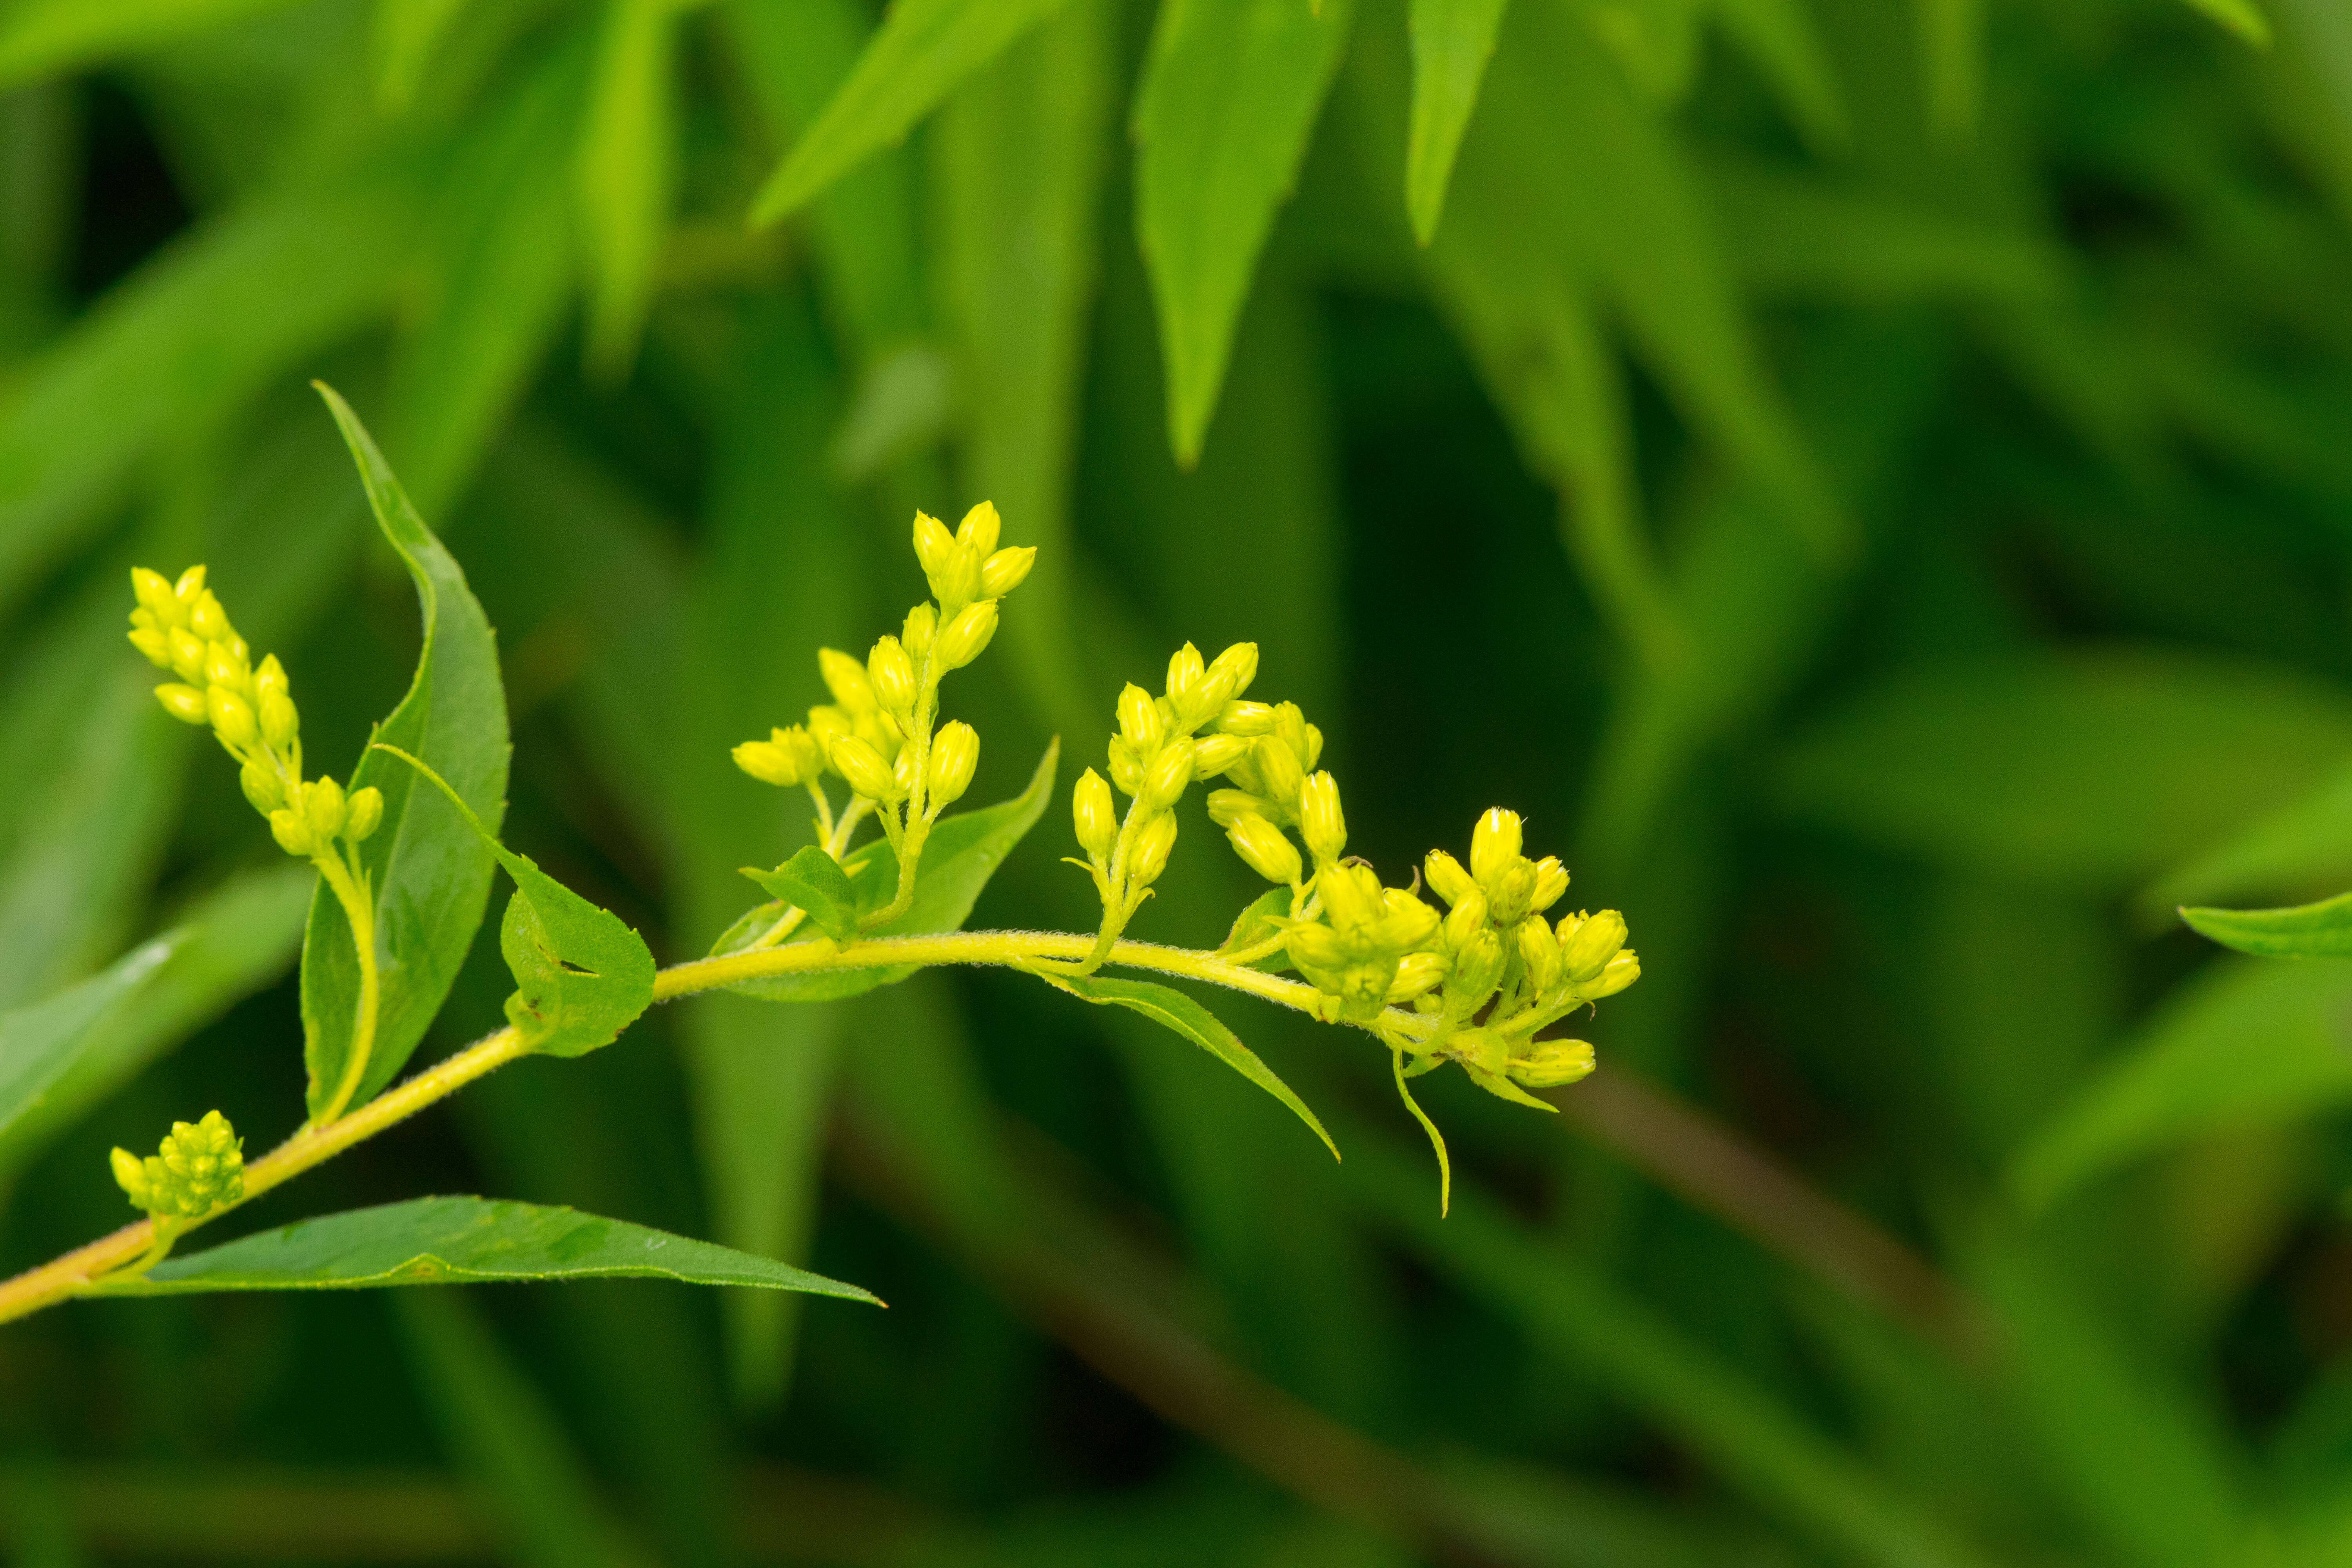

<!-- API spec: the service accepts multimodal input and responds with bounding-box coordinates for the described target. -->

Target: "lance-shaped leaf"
[710,739,1058,1002]
[0,934,181,1142]
[1406,0,1509,245]
[91,1196,879,1301]
[2180,894,2352,960]
[304,386,511,1115]
[740,846,860,945]
[1037,972,1337,1160]
[376,746,655,1058]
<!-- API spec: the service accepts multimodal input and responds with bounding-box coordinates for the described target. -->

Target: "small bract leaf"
[92,1196,880,1300]
[375,746,655,1058]
[712,740,1058,1002]
[741,846,860,944]
[2180,894,2352,960]
[1036,971,1337,1160]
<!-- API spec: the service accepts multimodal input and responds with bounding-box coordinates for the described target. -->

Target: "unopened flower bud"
[936,599,998,670]
[903,602,938,661]
[913,510,956,580]
[1107,737,1146,796]
[818,647,877,711]
[269,808,315,857]
[1227,814,1302,886]
[204,641,245,689]
[1443,887,1488,950]
[868,635,917,718]
[148,1110,243,1216]
[131,566,176,615]
[155,684,209,725]
[955,499,1001,557]
[1200,642,1259,708]
[1516,917,1561,993]
[304,776,348,840]
[1128,811,1178,888]
[1287,921,1345,974]
[1508,1040,1596,1088]
[1557,909,1628,983]
[111,1146,152,1208]
[168,628,206,682]
[829,735,901,800]
[1584,949,1639,999]
[1318,862,1381,930]
[173,564,207,602]
[1074,768,1117,861]
[239,760,283,813]
[207,687,258,748]
[259,691,298,750]
[1297,772,1345,865]
[1206,788,1265,828]
[1425,850,1475,907]
[1140,737,1196,813]
[345,786,384,842]
[127,626,170,666]
[928,721,980,807]
[936,547,982,610]
[979,545,1035,597]
[1388,951,1448,1003]
[1486,858,1538,926]
[1271,703,1310,764]
[806,705,853,753]
[1530,857,1568,914]
[735,740,800,787]
[188,593,229,642]
[1218,700,1276,737]
[1379,890,1440,951]
[1115,684,1163,751]
[1336,960,1397,1018]
[1449,929,1505,1009]
[1252,735,1304,806]
[1470,808,1523,884]
[1192,733,1248,777]
[1165,642,1206,708]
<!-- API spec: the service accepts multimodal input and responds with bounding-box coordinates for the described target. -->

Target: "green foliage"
[741,845,861,946]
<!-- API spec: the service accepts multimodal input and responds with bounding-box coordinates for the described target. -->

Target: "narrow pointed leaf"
[2178,0,2269,44]
[304,387,511,1116]
[1405,0,1509,245]
[1038,973,1337,1160]
[711,740,1058,1002]
[576,0,674,379]
[0,934,182,1141]
[1134,0,1355,465]
[376,746,655,1058]
[2181,894,2352,959]
[0,0,304,87]
[1215,887,1292,956]
[746,0,1073,226]
[91,1196,879,1300]
[742,846,860,945]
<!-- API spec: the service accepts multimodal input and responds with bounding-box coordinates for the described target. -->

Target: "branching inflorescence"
[0,403,1637,1326]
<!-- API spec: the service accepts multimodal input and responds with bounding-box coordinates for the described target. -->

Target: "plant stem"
[0,926,1418,1328]
[310,851,378,1125]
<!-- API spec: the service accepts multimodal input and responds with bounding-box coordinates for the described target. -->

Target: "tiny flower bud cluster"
[1201,697,1337,887]
[111,1110,244,1219]
[127,566,383,864]
[1071,641,1259,926]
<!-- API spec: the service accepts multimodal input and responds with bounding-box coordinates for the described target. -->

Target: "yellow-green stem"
[311,851,377,1125]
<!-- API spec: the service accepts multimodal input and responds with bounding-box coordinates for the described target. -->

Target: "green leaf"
[2012,957,2352,1206]
[710,739,1058,1002]
[2143,759,2352,916]
[1708,0,1846,154]
[1774,650,2352,892]
[1912,0,1982,140]
[745,0,1073,227]
[372,0,475,110]
[2181,894,2352,959]
[0,0,303,87]
[1405,0,1509,246]
[1134,0,1356,466]
[303,386,512,1117]
[0,866,310,1172]
[1034,973,1338,1160]
[1214,887,1292,958]
[95,1195,878,1299]
[740,846,860,945]
[2177,0,2269,44]
[576,0,674,379]
[375,745,656,1058]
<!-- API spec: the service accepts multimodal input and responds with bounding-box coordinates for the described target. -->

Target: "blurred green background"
[8,0,2352,1561]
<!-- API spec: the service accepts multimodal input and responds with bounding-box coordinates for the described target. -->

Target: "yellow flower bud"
[829,734,902,801]
[127,626,170,666]
[1165,643,1206,709]
[173,564,207,602]
[936,547,982,610]
[1425,850,1475,907]
[1470,808,1523,884]
[955,499,1002,557]
[1530,857,1568,914]
[143,1110,244,1216]
[1449,929,1505,1009]
[111,1146,152,1207]
[807,705,853,756]
[154,684,209,725]
[929,720,980,806]
[734,737,806,788]
[304,776,348,840]
[1557,909,1628,983]
[1200,642,1259,708]
[1517,916,1561,993]
[1508,1040,1595,1089]
[1107,736,1146,796]
[1206,788,1266,828]
[1218,700,1276,737]
[1335,959,1397,1018]
[936,599,998,670]
[1301,722,1324,770]
[1486,858,1538,926]
[1115,684,1163,751]
[903,602,938,661]
[913,510,956,579]
[979,545,1035,598]
[1287,922,1345,973]
[1251,735,1304,806]
[345,786,384,842]
[188,592,229,642]
[1298,772,1346,865]
[1443,887,1488,950]
[1227,814,1302,886]
[259,690,298,750]
[1388,951,1448,1003]
[204,640,246,690]
[818,648,877,711]
[131,566,176,615]
[269,807,316,857]
[1128,811,1178,888]
[239,760,283,813]
[206,686,259,749]
[868,635,917,719]
[1073,768,1117,861]
[893,745,920,798]
[1379,890,1440,951]
[1318,862,1381,930]
[167,628,206,682]
[254,653,288,701]
[1271,703,1310,764]
[1192,732,1248,778]
[1584,949,1639,999]
[1140,737,1196,813]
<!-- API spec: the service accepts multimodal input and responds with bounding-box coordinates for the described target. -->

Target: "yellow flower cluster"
[111,1111,244,1219]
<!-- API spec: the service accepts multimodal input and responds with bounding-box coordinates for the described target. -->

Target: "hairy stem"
[310,851,378,1125]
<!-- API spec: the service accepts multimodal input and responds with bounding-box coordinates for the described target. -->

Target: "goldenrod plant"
[0,388,1630,1327]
